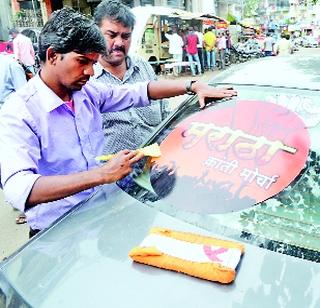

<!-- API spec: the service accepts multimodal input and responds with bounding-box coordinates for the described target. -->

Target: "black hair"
[38,7,106,62]
[9,28,19,35]
[94,0,135,29]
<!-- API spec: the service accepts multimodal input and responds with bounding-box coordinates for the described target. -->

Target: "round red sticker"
[150,100,310,214]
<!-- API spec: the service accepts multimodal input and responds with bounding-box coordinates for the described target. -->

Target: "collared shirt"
[195,31,203,49]
[94,56,168,154]
[203,31,217,51]
[217,36,227,50]
[165,33,184,55]
[186,33,198,55]
[0,54,27,104]
[13,33,35,66]
[0,74,149,230]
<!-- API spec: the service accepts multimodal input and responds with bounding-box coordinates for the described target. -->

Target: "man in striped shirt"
[94,0,169,154]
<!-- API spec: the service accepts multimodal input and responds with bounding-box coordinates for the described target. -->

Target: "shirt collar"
[32,73,66,112]
[126,56,141,72]
[93,56,140,81]
[93,62,105,79]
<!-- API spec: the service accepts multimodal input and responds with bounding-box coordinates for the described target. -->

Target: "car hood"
[213,56,320,90]
[1,184,320,307]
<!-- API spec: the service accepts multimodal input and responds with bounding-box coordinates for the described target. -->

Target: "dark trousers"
[181,49,187,73]
[197,48,204,73]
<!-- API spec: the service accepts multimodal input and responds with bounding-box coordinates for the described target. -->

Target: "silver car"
[1,54,320,308]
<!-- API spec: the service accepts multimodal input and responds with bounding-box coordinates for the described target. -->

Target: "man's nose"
[114,36,125,46]
[84,64,94,76]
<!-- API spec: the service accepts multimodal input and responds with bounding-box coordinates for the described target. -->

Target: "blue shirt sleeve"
[0,95,41,212]
[9,61,27,90]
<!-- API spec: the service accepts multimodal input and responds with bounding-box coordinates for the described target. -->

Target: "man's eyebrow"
[106,30,118,35]
[106,29,131,35]
[77,55,89,60]
[77,55,95,62]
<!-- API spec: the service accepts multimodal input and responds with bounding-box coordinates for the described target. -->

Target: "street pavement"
[0,47,317,260]
[0,190,29,260]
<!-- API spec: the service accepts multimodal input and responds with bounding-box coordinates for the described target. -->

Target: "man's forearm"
[147,80,237,109]
[26,168,103,209]
[147,80,189,99]
[25,150,144,210]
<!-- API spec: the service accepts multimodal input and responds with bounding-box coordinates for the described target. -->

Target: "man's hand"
[192,81,237,108]
[26,149,144,208]
[99,149,144,183]
[147,80,237,105]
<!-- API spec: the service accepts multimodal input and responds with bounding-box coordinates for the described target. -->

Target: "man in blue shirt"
[0,54,28,225]
[0,54,26,105]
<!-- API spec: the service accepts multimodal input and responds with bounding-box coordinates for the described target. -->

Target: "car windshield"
[118,83,320,262]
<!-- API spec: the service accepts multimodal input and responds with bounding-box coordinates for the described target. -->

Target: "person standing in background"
[203,27,216,71]
[202,28,208,69]
[178,28,188,72]
[165,27,184,76]
[9,28,35,76]
[0,54,28,224]
[185,27,202,76]
[194,26,204,74]
[0,54,27,105]
[225,30,232,52]
[263,32,275,56]
[275,33,293,56]
[217,32,227,70]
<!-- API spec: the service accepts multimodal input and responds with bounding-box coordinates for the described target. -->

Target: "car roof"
[213,55,320,90]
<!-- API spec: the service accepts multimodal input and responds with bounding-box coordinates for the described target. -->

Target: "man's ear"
[46,47,58,64]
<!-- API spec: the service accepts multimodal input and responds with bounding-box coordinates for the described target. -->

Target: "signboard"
[203,19,215,26]
[216,21,228,29]
[150,100,310,214]
[203,19,228,29]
